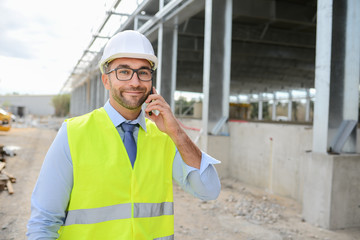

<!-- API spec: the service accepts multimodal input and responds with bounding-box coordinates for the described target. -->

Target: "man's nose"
[129,71,141,86]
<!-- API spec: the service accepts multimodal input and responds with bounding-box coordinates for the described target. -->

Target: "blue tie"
[121,122,137,168]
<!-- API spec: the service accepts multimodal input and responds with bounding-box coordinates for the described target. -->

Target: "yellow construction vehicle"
[0,108,12,131]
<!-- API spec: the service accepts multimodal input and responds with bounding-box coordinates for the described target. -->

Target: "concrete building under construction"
[61,0,360,230]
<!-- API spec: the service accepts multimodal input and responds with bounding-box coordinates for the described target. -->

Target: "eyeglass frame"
[105,67,154,82]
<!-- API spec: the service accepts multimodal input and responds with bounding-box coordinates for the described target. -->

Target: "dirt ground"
[0,123,360,240]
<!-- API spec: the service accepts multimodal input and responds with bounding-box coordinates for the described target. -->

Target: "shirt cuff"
[184,151,221,177]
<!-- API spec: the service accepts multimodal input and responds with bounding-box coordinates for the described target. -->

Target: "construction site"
[1,0,360,239]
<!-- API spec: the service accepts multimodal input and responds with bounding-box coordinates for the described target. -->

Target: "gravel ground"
[0,123,360,240]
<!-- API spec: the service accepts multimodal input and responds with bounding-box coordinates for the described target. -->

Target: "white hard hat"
[99,30,158,74]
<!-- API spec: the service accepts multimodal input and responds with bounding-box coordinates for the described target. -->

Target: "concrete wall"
[0,95,55,116]
[181,119,312,202]
[207,135,230,177]
[179,119,360,206]
[226,122,313,202]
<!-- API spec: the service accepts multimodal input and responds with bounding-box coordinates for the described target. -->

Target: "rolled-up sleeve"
[172,151,221,201]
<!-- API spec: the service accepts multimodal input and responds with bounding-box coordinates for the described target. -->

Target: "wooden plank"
[0,173,8,181]
[0,180,5,191]
[2,170,16,183]
[0,162,5,172]
[6,180,14,194]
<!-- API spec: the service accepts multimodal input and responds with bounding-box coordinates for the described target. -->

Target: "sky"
[0,0,314,101]
[0,0,114,95]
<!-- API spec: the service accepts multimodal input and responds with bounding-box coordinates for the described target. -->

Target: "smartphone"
[148,85,159,116]
[148,87,153,116]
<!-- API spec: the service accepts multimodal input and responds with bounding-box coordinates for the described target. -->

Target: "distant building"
[0,95,55,117]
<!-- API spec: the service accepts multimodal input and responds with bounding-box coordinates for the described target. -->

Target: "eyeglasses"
[105,67,153,82]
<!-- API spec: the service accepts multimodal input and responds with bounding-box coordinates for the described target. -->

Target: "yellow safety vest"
[58,108,176,240]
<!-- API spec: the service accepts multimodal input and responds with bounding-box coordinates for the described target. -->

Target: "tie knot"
[121,122,136,133]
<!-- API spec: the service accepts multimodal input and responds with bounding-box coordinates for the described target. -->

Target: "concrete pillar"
[91,76,96,110]
[84,83,89,115]
[305,89,311,122]
[313,0,359,154]
[287,91,292,121]
[76,84,81,115]
[303,0,360,230]
[156,0,164,95]
[94,74,99,108]
[271,93,277,121]
[104,80,109,103]
[202,0,232,150]
[97,73,104,108]
[78,85,82,115]
[76,87,80,115]
[77,87,81,115]
[303,153,360,229]
[73,88,77,116]
[258,93,263,120]
[70,89,75,116]
[79,86,83,115]
[76,86,80,116]
[157,25,178,112]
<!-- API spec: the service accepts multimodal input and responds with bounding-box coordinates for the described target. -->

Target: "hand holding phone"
[146,87,159,116]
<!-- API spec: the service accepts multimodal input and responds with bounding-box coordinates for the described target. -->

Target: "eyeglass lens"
[116,68,152,81]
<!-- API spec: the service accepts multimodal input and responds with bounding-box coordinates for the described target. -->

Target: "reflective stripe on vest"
[64,202,174,226]
[64,203,131,226]
[134,202,173,218]
[153,235,174,240]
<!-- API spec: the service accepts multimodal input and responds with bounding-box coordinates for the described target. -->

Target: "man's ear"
[102,74,110,90]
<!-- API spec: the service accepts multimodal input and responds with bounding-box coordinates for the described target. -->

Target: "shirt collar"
[103,100,147,132]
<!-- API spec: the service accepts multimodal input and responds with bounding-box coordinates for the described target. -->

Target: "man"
[27,30,220,240]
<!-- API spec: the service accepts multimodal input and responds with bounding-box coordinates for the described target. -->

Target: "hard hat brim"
[99,53,158,74]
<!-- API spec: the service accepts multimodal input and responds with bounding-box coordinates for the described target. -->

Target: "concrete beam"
[233,0,316,26]
[177,48,315,71]
[180,20,316,49]
[177,41,315,62]
[176,71,313,94]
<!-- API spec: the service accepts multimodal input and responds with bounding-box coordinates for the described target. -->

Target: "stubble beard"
[109,80,150,110]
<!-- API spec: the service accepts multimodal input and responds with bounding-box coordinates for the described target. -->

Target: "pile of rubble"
[230,195,283,224]
[199,185,284,226]
[0,145,16,194]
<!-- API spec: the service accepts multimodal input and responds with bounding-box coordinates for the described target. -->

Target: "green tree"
[52,94,70,117]
[263,102,270,120]
[175,96,195,116]
[250,102,270,120]
[292,101,298,121]
[250,102,258,119]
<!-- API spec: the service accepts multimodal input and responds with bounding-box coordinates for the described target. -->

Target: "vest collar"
[103,100,147,132]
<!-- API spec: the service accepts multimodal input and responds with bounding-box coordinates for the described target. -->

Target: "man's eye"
[139,70,150,75]
[118,69,131,75]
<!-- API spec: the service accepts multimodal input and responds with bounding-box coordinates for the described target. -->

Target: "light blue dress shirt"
[26,101,221,239]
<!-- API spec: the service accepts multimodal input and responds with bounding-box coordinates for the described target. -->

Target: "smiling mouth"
[125,91,143,95]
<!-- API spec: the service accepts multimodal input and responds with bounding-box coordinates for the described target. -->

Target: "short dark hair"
[104,61,111,74]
